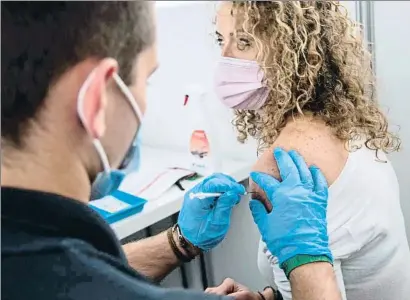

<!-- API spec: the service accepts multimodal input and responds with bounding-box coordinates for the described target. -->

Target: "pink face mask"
[214,57,269,110]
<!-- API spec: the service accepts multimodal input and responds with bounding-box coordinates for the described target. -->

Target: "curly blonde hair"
[229,1,400,154]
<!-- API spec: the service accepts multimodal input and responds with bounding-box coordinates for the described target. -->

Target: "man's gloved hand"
[178,173,245,251]
[249,148,332,275]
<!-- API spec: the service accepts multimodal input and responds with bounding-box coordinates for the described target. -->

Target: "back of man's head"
[1,2,154,148]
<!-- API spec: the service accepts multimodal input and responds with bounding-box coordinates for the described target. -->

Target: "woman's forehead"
[216,1,233,14]
[216,3,247,27]
[216,2,235,32]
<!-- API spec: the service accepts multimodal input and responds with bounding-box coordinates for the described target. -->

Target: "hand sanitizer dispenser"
[184,84,222,176]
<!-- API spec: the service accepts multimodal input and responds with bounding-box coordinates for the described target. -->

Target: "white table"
[111,146,253,240]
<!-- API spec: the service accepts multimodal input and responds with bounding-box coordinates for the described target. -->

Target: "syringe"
[189,191,251,200]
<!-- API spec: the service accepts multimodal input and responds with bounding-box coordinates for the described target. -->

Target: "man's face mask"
[77,72,143,200]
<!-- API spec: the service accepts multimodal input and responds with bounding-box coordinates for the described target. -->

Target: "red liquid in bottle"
[189,130,210,159]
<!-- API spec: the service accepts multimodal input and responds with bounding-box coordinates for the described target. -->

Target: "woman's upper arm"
[257,253,347,300]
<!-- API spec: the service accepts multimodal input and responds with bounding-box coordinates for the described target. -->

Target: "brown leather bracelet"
[173,224,201,257]
[167,227,192,263]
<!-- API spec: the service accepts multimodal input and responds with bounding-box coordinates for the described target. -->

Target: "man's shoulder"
[2,236,225,300]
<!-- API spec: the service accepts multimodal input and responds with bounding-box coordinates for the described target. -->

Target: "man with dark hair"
[2,2,340,300]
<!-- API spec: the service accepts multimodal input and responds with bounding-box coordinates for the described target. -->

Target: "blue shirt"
[1,187,226,300]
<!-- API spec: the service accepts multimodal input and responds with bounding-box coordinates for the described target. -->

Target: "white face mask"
[77,71,143,200]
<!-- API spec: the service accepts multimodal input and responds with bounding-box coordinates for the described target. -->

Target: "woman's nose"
[221,44,234,58]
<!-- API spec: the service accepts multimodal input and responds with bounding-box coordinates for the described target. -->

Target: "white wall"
[373,1,410,241]
[341,1,357,19]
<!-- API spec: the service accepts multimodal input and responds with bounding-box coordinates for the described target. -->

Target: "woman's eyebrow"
[215,30,241,37]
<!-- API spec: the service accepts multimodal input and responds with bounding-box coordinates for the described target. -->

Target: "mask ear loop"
[77,70,111,174]
[112,73,143,122]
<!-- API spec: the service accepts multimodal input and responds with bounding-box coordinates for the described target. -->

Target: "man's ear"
[80,58,119,139]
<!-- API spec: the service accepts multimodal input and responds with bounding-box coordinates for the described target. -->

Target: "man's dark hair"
[1,2,154,147]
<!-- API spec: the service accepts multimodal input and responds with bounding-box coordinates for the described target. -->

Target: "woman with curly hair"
[210,1,410,299]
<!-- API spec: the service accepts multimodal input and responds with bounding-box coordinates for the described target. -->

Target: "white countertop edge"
[111,160,252,240]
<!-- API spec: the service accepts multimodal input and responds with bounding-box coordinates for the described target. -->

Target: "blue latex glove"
[249,148,332,266]
[178,173,246,251]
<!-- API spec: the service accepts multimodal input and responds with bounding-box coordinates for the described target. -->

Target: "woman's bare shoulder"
[254,119,348,185]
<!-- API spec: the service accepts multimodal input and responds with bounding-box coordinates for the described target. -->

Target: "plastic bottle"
[183,84,221,176]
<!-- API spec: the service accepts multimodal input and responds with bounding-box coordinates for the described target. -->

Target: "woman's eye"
[237,38,252,50]
[216,37,224,46]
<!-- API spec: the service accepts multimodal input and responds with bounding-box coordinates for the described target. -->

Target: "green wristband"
[280,255,333,279]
